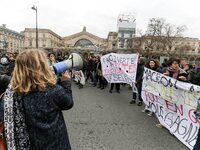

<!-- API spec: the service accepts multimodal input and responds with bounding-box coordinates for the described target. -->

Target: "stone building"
[132,36,200,52]
[1,24,200,63]
[107,32,118,50]
[0,24,24,53]
[22,28,64,49]
[15,27,112,54]
[132,36,200,62]
[63,27,108,52]
[21,27,115,56]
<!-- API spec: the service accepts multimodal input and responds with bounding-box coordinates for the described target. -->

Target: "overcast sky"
[0,0,200,39]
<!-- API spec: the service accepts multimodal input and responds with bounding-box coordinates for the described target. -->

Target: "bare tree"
[146,18,166,36]
[163,24,187,52]
[132,29,145,53]
[135,18,187,58]
[140,18,166,58]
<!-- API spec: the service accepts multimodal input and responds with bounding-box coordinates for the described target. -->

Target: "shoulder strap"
[0,93,5,131]
[0,93,4,99]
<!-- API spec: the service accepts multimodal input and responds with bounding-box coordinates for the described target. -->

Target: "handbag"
[0,93,7,150]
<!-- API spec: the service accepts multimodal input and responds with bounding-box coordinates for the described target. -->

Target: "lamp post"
[31,5,38,48]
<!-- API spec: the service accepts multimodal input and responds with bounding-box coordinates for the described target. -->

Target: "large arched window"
[74,39,94,48]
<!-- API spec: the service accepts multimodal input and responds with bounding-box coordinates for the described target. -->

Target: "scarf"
[167,67,180,79]
[4,85,31,150]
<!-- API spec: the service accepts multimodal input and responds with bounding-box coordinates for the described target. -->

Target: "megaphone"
[53,53,83,74]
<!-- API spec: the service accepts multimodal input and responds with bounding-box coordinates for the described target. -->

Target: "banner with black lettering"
[101,53,138,86]
[142,68,200,149]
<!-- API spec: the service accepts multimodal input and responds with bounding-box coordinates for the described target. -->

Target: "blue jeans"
[92,71,97,86]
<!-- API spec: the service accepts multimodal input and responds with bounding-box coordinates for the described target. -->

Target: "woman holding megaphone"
[0,49,73,150]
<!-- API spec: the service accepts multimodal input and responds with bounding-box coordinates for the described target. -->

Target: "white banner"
[101,53,139,86]
[142,68,200,149]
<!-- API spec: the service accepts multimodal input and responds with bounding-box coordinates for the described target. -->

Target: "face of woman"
[149,61,155,68]
[49,54,56,62]
[171,61,179,70]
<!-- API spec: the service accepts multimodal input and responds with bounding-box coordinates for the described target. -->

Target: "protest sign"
[101,53,138,86]
[142,68,200,149]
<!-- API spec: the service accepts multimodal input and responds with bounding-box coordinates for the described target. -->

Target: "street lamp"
[31,5,38,48]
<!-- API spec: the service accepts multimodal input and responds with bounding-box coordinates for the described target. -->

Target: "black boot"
[130,100,136,104]
[137,101,142,106]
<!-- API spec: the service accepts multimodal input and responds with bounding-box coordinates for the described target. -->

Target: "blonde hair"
[11,49,57,94]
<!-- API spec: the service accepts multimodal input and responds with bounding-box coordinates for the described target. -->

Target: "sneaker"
[156,124,163,128]
[109,90,112,93]
[148,112,153,116]
[142,108,147,113]
[130,100,136,104]
[79,84,83,89]
[116,90,120,93]
[137,101,142,106]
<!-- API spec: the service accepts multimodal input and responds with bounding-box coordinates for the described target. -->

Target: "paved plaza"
[63,83,188,150]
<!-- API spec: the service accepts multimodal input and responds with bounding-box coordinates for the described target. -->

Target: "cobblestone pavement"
[63,83,188,150]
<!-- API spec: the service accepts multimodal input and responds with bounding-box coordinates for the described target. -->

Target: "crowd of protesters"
[1,50,200,149]
[77,53,200,150]
[81,53,200,93]
[30,51,200,101]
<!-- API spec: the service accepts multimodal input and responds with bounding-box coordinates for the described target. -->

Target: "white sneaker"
[141,108,147,113]
[148,112,153,116]
[156,124,163,128]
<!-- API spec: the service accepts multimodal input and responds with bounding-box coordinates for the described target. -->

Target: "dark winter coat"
[0,74,11,95]
[187,68,200,86]
[6,60,15,76]
[0,80,73,150]
[135,63,145,84]
[91,60,97,72]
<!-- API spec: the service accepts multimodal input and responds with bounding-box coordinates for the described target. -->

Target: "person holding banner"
[163,58,188,81]
[156,58,188,129]
[142,59,161,115]
[130,57,146,106]
[109,83,120,93]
